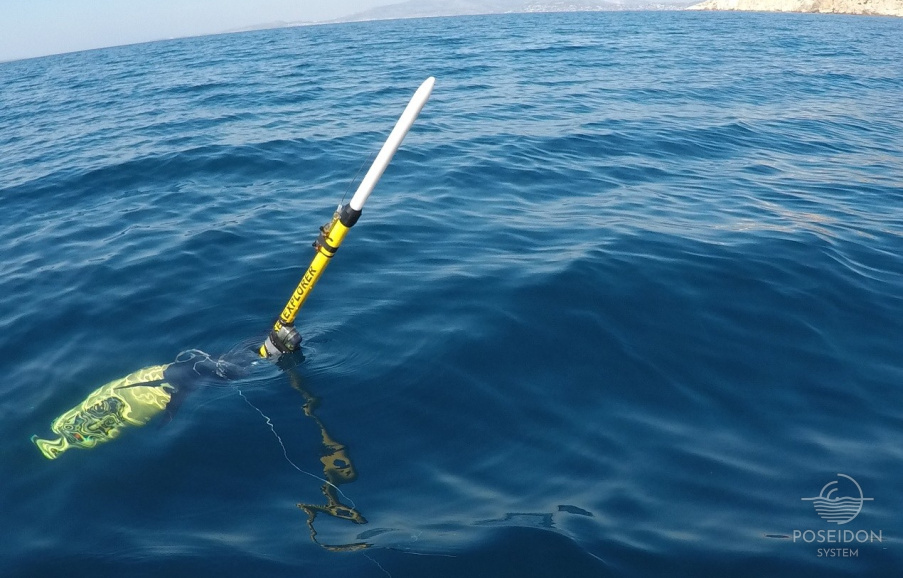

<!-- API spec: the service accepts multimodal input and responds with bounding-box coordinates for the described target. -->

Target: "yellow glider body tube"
[259,77,434,358]
[259,210,354,357]
[277,213,350,325]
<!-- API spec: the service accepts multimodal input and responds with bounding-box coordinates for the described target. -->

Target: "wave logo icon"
[802,474,873,525]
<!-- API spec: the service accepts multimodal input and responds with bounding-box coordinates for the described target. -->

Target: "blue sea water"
[2,10,903,577]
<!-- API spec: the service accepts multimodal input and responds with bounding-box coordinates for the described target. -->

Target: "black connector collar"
[339,204,363,228]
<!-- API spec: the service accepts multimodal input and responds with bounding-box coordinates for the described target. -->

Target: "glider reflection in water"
[281,357,370,552]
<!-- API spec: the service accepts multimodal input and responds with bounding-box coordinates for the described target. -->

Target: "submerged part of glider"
[32,350,240,460]
[31,365,173,459]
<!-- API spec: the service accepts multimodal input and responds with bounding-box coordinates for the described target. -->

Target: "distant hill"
[227,0,695,35]
[228,0,900,37]
[335,0,691,22]
[687,0,903,16]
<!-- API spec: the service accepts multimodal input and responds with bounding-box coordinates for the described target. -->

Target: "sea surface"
[2,11,902,577]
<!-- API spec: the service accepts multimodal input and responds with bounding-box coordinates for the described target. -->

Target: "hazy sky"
[0,0,392,62]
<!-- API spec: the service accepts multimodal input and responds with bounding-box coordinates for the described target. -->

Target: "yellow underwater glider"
[32,77,435,460]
